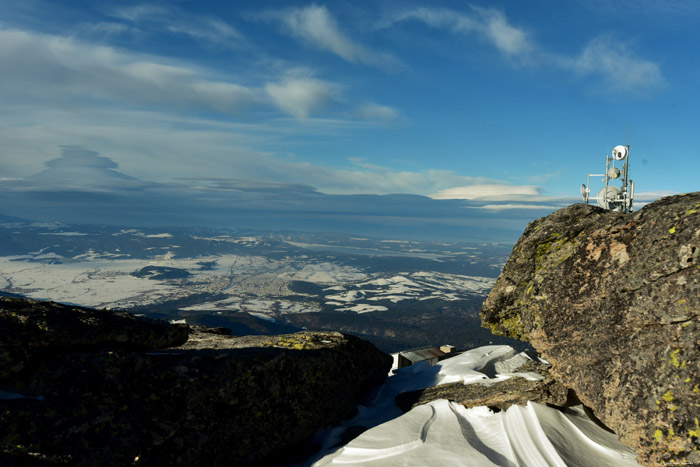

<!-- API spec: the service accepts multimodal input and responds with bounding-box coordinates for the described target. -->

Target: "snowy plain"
[0,252,494,317]
[307,346,641,467]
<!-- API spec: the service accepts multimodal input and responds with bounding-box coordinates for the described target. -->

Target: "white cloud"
[0,27,260,114]
[165,19,242,47]
[0,25,397,121]
[108,3,243,48]
[479,203,562,211]
[75,22,134,39]
[352,103,398,121]
[265,75,339,119]
[110,4,169,22]
[578,0,700,16]
[0,27,362,119]
[472,6,532,56]
[430,184,542,200]
[392,7,663,94]
[633,190,678,201]
[394,7,533,57]
[563,36,665,93]
[0,103,477,196]
[261,5,399,69]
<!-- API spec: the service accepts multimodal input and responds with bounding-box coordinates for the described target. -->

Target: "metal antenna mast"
[581,134,635,213]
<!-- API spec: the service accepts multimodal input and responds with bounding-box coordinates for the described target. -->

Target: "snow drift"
[309,346,641,466]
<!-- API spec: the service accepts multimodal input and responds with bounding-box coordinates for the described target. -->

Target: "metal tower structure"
[581,144,634,213]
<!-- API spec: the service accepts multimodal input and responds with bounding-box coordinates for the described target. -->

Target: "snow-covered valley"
[0,222,503,321]
[0,220,519,353]
[0,252,494,316]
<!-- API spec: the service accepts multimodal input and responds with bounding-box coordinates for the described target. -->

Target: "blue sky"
[0,0,697,241]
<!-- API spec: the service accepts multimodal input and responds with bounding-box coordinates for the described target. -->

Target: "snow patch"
[309,346,641,467]
[336,304,388,314]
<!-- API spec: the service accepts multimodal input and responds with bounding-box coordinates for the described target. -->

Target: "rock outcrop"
[481,192,700,466]
[0,297,392,466]
[394,360,569,413]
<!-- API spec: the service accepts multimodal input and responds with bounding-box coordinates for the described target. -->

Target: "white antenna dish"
[597,186,622,210]
[612,145,628,160]
[607,167,621,179]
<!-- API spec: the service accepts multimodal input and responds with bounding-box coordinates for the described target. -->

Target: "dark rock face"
[0,298,391,466]
[394,360,569,413]
[481,192,700,466]
[0,297,189,379]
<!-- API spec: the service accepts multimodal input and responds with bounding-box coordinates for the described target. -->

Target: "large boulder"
[481,192,700,466]
[0,297,391,466]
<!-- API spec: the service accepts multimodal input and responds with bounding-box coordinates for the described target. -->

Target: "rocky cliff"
[0,297,392,466]
[482,192,700,466]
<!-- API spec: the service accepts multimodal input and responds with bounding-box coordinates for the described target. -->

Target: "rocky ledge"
[0,297,392,466]
[394,359,570,413]
[481,192,700,466]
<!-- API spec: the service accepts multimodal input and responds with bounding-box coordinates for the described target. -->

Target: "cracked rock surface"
[481,192,700,466]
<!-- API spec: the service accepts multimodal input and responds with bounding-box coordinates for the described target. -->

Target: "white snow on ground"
[0,253,351,311]
[181,297,318,315]
[279,263,368,284]
[37,231,89,236]
[0,256,183,308]
[350,272,495,306]
[0,252,492,314]
[325,290,366,302]
[247,312,276,322]
[336,304,389,314]
[308,346,641,467]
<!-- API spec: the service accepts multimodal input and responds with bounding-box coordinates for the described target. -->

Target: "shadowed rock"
[481,192,700,466]
[0,297,189,379]
[0,298,391,466]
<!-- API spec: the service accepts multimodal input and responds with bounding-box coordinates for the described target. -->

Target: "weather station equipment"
[581,143,634,213]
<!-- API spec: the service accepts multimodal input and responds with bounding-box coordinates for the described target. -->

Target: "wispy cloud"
[0,27,260,113]
[578,0,700,16]
[430,184,542,200]
[107,3,243,49]
[352,103,398,121]
[177,178,317,194]
[393,6,533,57]
[391,6,664,94]
[0,27,380,120]
[258,4,400,69]
[74,22,135,39]
[479,203,565,211]
[265,71,340,120]
[561,36,665,94]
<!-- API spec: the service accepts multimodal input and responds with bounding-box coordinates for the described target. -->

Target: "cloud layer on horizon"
[0,147,582,242]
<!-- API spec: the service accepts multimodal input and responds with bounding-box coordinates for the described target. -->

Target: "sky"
[0,0,698,242]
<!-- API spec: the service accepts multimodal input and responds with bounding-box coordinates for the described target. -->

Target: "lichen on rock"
[481,192,700,466]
